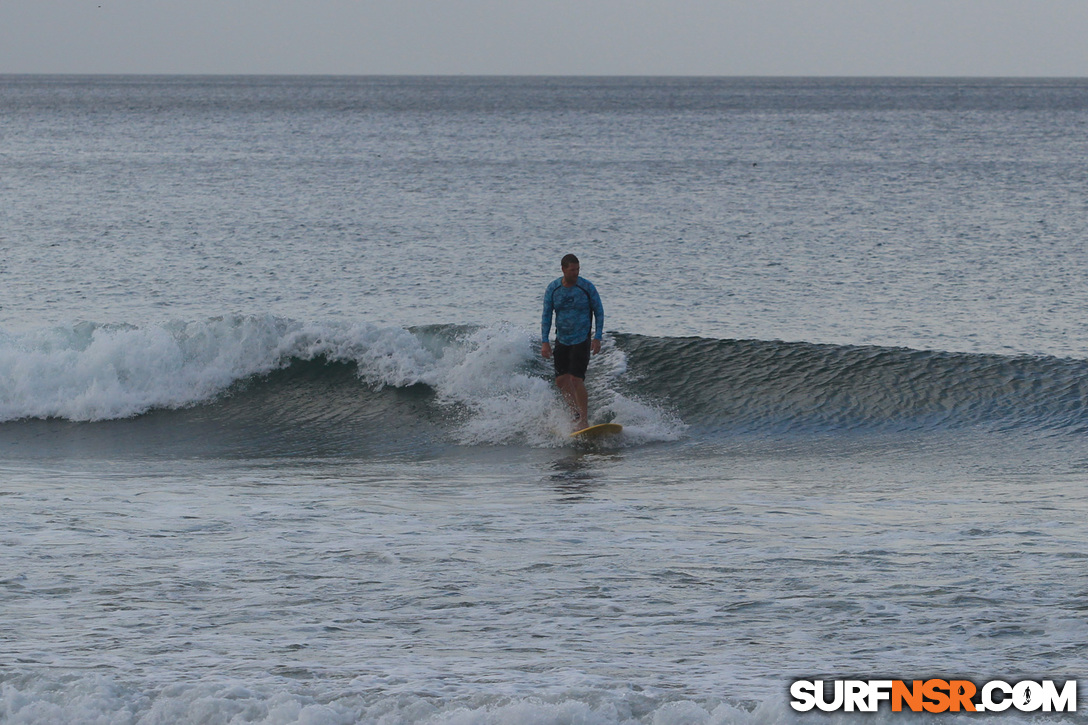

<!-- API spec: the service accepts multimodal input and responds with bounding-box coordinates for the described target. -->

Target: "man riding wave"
[541,254,604,431]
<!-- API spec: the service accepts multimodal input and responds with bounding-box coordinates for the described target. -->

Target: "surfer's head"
[561,254,580,285]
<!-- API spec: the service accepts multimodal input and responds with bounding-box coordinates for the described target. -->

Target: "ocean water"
[2,76,1087,723]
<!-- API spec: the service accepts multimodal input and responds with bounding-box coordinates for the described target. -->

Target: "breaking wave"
[4,316,1088,458]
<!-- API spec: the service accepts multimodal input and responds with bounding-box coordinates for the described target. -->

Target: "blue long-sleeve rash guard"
[542,277,604,345]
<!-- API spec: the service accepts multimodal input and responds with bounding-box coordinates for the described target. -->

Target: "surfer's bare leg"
[571,377,589,429]
[556,374,589,430]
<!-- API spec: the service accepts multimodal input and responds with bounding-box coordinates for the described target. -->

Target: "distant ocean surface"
[2,76,1087,723]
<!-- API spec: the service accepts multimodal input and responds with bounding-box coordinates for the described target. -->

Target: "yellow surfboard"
[570,422,623,439]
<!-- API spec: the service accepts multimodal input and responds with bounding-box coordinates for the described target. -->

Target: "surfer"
[541,254,604,431]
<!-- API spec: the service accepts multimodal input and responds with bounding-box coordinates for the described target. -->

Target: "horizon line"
[2,72,1087,80]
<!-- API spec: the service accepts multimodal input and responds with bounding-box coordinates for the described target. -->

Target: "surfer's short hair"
[561,254,580,269]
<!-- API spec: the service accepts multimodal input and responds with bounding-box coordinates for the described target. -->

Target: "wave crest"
[0,318,682,451]
[0,316,440,422]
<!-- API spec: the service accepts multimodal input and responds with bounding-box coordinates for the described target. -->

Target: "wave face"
[3,317,1088,458]
[615,333,1088,434]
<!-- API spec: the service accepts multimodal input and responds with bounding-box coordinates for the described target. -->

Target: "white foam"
[0,315,439,422]
[8,675,1056,725]
[0,317,686,446]
[426,325,685,447]
[0,675,816,725]
[430,324,567,447]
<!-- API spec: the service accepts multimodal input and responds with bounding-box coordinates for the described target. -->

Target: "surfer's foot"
[572,416,589,432]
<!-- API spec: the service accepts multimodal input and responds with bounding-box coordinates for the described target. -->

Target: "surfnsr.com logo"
[789,679,1077,713]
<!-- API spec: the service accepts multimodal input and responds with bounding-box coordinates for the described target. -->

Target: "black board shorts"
[553,338,591,379]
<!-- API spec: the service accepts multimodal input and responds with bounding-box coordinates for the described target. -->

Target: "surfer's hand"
[591,339,601,355]
[541,342,552,359]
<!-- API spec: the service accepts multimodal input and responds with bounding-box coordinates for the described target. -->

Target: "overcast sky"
[1,0,1086,76]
